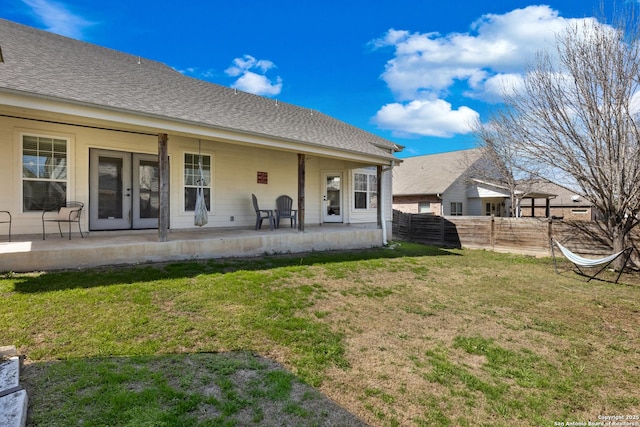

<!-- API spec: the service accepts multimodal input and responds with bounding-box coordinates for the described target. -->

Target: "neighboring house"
[393,149,592,220]
[393,149,496,216]
[518,179,598,221]
[0,19,401,242]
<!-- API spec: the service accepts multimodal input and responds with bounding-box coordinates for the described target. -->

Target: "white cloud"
[371,5,596,138]
[176,67,219,80]
[374,99,479,138]
[21,0,94,39]
[631,91,640,116]
[467,73,525,102]
[225,55,282,97]
[374,6,575,100]
[231,72,283,97]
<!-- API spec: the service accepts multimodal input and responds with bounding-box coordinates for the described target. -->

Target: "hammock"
[194,158,208,227]
[551,239,633,283]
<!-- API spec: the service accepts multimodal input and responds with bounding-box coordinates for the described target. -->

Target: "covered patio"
[0,224,383,272]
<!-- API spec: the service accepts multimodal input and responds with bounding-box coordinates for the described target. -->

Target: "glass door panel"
[132,153,161,228]
[89,149,132,230]
[323,172,343,223]
[98,157,124,219]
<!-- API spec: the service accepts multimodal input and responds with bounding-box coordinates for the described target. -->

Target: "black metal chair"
[275,195,297,229]
[0,210,11,242]
[42,201,84,240]
[252,194,275,231]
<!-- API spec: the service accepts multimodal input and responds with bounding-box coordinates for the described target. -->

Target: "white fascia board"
[473,187,510,198]
[0,91,396,165]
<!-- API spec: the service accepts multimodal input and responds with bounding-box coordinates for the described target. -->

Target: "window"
[353,169,377,210]
[184,153,211,211]
[22,134,68,211]
[418,202,431,213]
[450,202,463,216]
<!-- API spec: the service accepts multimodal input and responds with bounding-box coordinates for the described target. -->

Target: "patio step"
[0,346,27,427]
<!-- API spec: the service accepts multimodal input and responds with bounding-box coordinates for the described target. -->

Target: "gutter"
[380,161,396,245]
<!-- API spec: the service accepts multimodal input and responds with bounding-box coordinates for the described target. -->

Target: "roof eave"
[0,89,398,164]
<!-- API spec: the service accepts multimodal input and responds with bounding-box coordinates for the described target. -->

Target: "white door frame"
[89,149,163,230]
[322,171,343,223]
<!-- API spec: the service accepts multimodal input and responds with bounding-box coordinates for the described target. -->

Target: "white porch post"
[377,165,383,229]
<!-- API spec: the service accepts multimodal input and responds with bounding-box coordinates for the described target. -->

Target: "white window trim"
[418,201,431,214]
[183,151,214,214]
[450,202,463,216]
[352,167,377,211]
[20,131,73,213]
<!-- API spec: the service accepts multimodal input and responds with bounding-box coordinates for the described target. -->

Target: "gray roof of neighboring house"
[393,149,483,195]
[523,180,592,207]
[0,19,399,161]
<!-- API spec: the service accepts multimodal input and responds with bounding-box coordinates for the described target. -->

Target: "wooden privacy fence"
[392,210,640,263]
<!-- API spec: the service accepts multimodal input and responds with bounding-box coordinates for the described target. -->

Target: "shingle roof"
[522,179,592,207]
[393,149,483,195]
[0,18,399,161]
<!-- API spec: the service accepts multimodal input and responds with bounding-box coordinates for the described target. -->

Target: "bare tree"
[479,6,640,263]
[471,118,543,217]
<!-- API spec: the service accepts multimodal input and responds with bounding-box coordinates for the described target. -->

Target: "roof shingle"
[0,18,399,160]
[393,149,483,195]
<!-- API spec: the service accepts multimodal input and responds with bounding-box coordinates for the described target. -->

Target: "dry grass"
[301,250,640,426]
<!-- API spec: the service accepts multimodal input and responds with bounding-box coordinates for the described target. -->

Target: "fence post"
[392,210,397,237]
[547,218,553,255]
[408,212,413,241]
[490,215,495,249]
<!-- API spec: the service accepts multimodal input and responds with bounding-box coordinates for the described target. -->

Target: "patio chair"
[0,210,11,242]
[252,194,275,231]
[275,195,297,229]
[42,201,85,240]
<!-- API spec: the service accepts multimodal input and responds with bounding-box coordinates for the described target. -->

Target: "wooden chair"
[275,195,297,229]
[252,194,274,231]
[42,201,84,240]
[0,210,11,242]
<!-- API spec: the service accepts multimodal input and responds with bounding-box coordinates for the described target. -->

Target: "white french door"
[132,154,162,228]
[89,149,162,230]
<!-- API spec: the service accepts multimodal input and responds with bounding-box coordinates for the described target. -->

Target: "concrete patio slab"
[0,224,384,272]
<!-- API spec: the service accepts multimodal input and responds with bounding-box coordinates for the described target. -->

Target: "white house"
[0,18,401,256]
[392,149,587,219]
[392,149,494,216]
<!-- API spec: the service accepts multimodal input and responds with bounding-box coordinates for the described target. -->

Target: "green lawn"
[1,243,639,426]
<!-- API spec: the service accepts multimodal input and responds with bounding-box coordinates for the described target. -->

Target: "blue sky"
[0,0,623,157]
